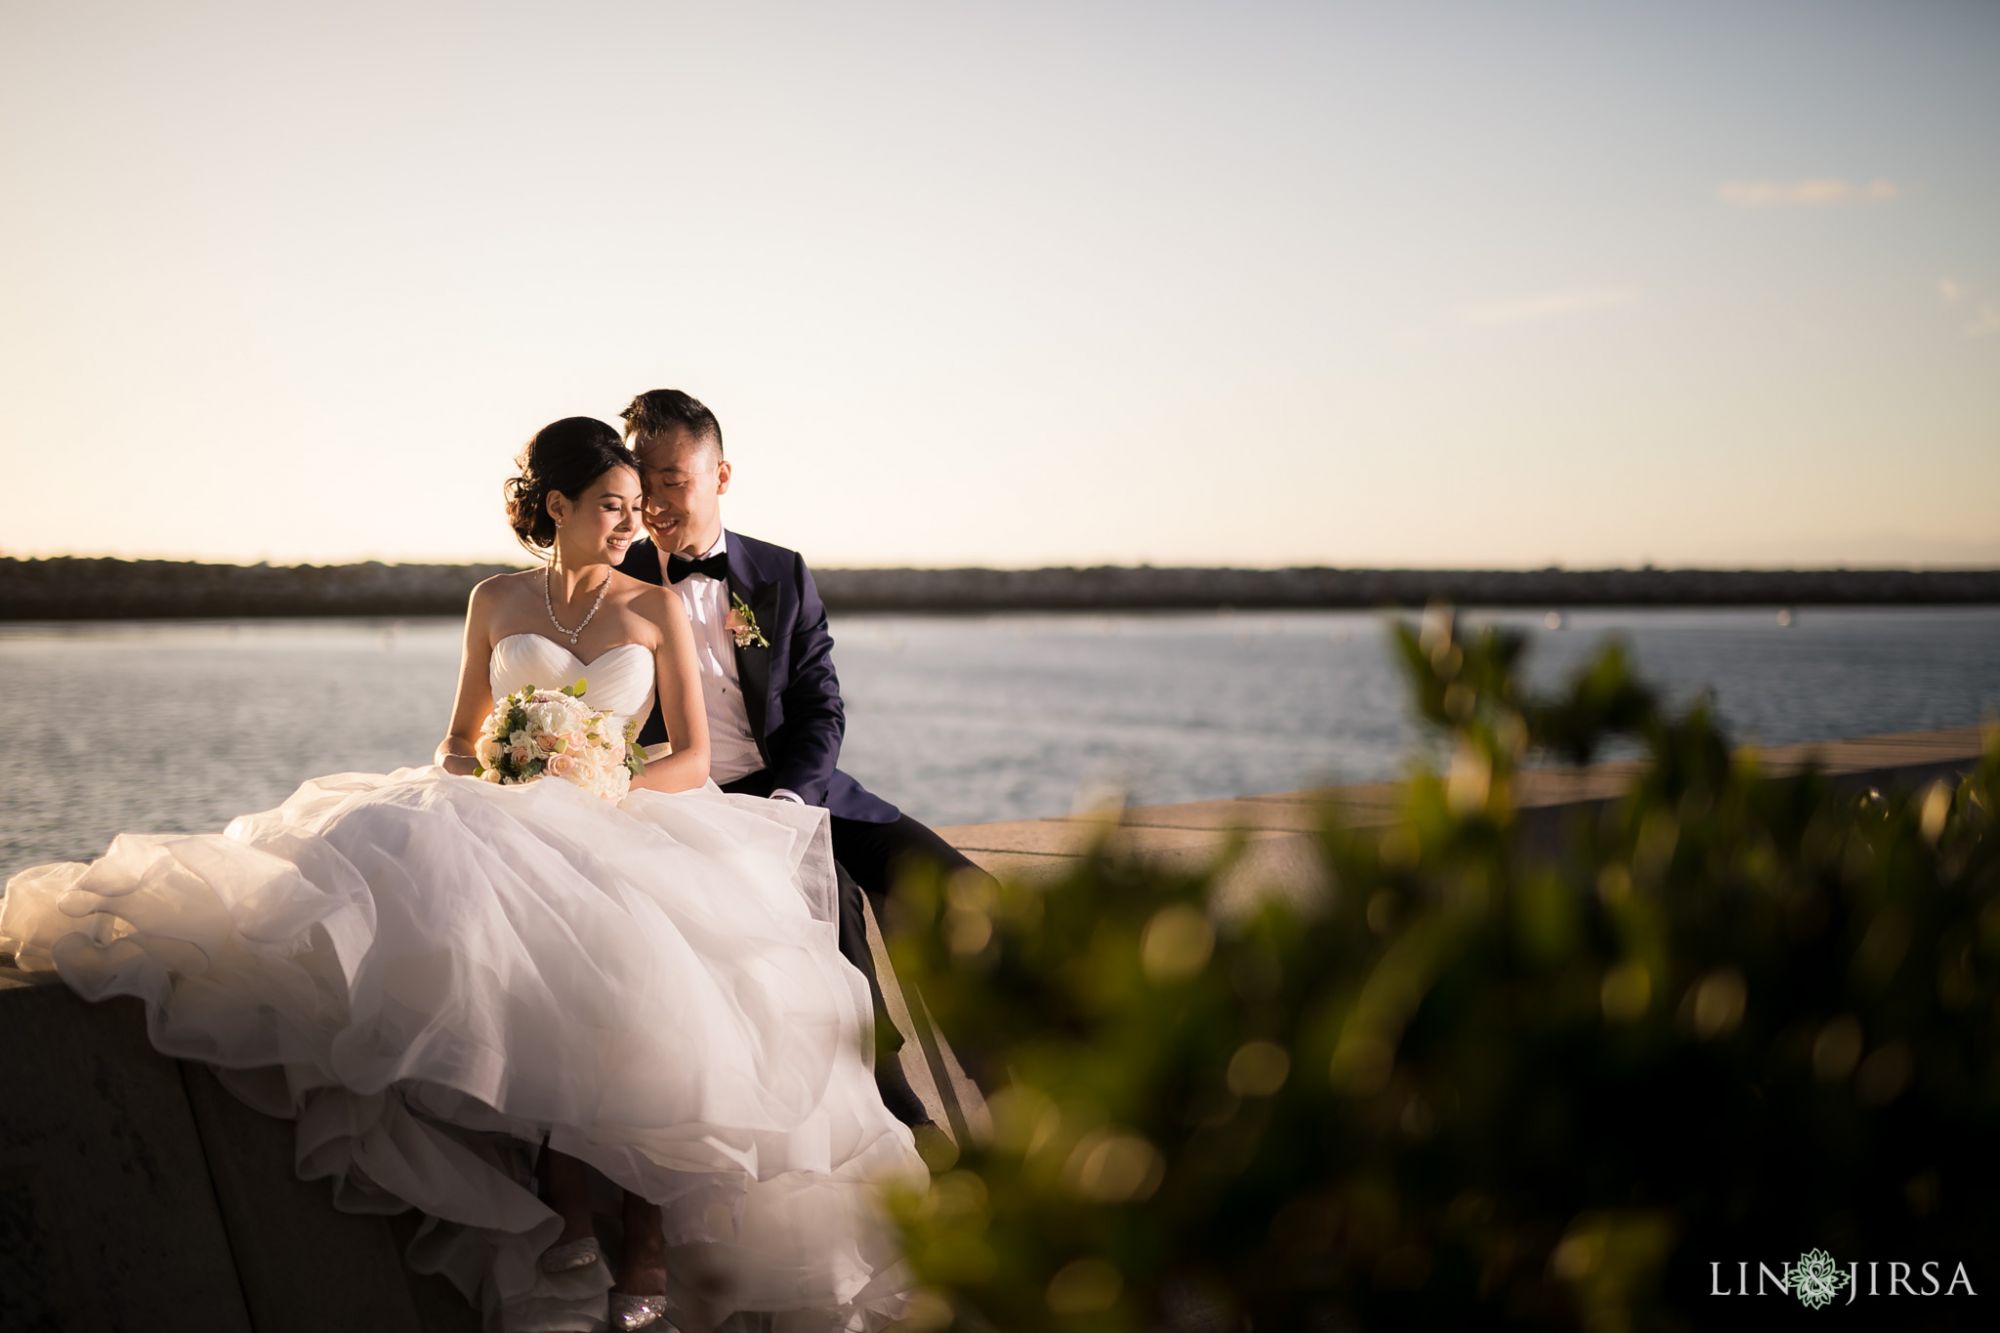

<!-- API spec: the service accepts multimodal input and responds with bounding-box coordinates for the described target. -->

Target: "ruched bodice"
[489,633,655,728]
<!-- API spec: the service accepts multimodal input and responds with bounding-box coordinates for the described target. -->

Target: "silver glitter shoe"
[537,1235,604,1274]
[607,1292,677,1331]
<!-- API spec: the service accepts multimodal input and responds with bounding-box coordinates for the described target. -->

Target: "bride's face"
[549,465,643,565]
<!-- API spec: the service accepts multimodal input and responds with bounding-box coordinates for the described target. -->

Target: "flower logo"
[1791,1249,1849,1310]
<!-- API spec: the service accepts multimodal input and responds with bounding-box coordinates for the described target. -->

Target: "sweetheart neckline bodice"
[489,633,655,725]
[491,633,652,668]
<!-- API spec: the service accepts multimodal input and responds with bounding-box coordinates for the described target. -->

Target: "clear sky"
[3,0,1996,568]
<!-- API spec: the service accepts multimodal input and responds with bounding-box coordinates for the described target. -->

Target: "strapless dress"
[0,632,922,1332]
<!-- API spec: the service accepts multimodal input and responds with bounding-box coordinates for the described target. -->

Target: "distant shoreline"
[5,556,1999,620]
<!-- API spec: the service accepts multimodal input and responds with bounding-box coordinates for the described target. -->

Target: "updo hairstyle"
[504,417,635,553]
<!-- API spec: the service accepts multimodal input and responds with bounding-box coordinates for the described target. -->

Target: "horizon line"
[8,552,2000,576]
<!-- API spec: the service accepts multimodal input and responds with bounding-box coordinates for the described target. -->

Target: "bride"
[0,417,926,1333]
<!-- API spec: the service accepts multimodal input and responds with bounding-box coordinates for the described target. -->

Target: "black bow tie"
[667,551,730,584]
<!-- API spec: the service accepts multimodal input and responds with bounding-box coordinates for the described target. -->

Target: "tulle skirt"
[0,767,923,1332]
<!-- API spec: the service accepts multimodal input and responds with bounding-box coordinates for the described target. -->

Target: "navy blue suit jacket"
[619,531,899,824]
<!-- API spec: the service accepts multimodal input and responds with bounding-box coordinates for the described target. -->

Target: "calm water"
[3,608,1996,879]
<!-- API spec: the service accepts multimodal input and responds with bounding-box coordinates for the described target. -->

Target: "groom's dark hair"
[620,389,724,457]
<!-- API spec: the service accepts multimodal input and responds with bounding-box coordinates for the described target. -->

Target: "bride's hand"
[435,740,481,777]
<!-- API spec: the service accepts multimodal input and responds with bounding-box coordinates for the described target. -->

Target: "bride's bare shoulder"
[461,570,538,627]
[471,569,537,600]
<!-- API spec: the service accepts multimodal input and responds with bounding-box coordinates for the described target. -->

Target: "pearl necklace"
[544,562,612,646]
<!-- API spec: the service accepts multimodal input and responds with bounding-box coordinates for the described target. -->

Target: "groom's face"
[633,426,730,555]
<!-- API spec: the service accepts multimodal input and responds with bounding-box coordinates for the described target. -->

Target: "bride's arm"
[630,583,711,793]
[435,579,500,776]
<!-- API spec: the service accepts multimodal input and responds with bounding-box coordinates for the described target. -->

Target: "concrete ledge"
[178,1063,477,1333]
[934,725,1993,880]
[0,984,254,1333]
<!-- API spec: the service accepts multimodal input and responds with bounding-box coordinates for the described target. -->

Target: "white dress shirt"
[672,532,800,802]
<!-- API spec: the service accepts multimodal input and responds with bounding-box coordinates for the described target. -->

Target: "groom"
[615,388,987,1133]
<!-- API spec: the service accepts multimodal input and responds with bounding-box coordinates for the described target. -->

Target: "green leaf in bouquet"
[562,678,588,698]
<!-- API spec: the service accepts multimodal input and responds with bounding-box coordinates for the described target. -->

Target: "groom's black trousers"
[718,779,994,1126]
[828,813,994,1125]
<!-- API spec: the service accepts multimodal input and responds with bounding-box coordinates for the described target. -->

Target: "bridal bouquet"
[473,680,644,801]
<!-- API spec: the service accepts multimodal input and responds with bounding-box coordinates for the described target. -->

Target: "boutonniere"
[726,592,770,649]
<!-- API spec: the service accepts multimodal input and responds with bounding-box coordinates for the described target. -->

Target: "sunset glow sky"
[3,0,1996,568]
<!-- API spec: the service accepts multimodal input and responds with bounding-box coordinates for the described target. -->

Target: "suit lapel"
[724,534,773,753]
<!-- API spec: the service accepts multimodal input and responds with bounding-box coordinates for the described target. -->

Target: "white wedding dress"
[0,633,924,1332]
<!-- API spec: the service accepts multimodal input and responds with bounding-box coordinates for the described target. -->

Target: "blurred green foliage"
[884,611,2000,1331]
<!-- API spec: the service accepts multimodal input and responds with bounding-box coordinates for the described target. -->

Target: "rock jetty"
[2,555,1997,620]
